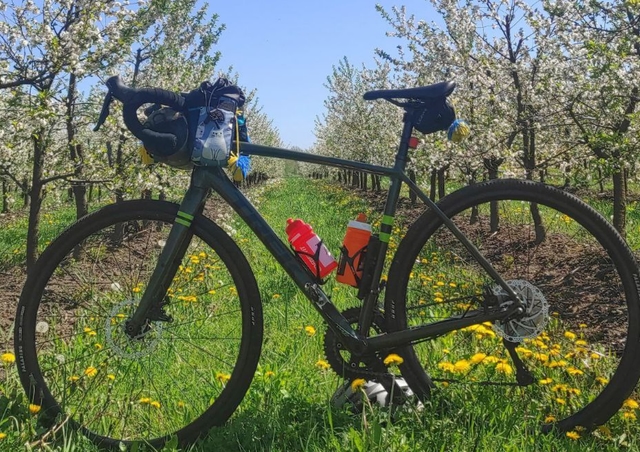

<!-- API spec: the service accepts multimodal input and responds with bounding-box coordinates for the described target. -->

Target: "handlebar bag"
[184,78,246,166]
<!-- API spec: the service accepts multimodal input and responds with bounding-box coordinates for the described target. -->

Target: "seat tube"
[358,113,414,335]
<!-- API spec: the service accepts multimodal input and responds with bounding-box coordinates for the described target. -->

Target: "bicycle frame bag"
[184,78,246,166]
[412,98,456,135]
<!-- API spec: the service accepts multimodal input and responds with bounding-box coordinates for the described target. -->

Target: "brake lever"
[93,90,114,132]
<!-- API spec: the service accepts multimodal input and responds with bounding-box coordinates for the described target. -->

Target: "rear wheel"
[385,179,640,431]
[14,200,263,448]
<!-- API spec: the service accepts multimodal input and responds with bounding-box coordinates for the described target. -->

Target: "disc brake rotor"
[105,299,164,359]
[492,279,549,342]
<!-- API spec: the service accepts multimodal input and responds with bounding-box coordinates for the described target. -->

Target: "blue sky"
[209,1,436,149]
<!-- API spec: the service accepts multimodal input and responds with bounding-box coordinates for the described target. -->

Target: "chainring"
[323,307,389,380]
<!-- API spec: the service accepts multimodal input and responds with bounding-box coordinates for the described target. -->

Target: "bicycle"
[14,76,640,449]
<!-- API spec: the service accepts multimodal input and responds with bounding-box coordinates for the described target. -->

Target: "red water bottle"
[286,218,337,279]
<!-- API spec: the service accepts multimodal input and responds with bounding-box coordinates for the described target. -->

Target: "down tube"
[203,167,364,344]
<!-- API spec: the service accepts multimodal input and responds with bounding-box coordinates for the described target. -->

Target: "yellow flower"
[29,404,41,415]
[216,372,231,384]
[556,398,566,405]
[565,431,580,440]
[107,374,115,381]
[272,294,281,299]
[623,399,639,410]
[84,366,98,378]
[350,378,366,391]
[539,378,553,385]
[315,360,330,370]
[495,362,513,375]
[94,343,103,350]
[304,325,316,336]
[69,375,80,383]
[564,331,576,341]
[623,411,637,421]
[264,371,275,378]
[150,401,161,409]
[438,362,455,372]
[0,432,6,440]
[566,367,584,376]
[1,353,15,364]
[470,353,487,364]
[453,360,471,373]
[596,377,609,385]
[177,401,185,409]
[574,340,587,347]
[139,397,151,404]
[544,415,556,423]
[383,354,404,367]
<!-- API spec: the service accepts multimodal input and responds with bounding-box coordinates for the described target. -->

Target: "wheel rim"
[25,212,252,444]
[392,191,637,428]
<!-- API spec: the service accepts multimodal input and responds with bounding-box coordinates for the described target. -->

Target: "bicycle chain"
[322,307,398,382]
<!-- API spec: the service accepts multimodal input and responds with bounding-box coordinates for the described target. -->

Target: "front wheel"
[385,179,640,431]
[14,200,263,448]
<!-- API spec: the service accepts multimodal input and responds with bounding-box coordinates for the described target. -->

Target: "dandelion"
[1,353,15,364]
[574,340,587,347]
[216,372,231,384]
[264,371,275,378]
[107,374,115,381]
[495,362,513,375]
[597,425,612,437]
[566,367,584,376]
[438,362,455,372]
[579,323,587,329]
[150,401,161,409]
[555,398,566,405]
[564,331,576,341]
[623,399,639,410]
[139,397,151,404]
[565,431,580,440]
[470,353,487,364]
[436,281,445,286]
[350,378,366,391]
[544,415,556,423]
[177,401,185,409]
[83,327,97,337]
[453,360,471,373]
[434,297,444,303]
[94,343,103,350]
[596,377,609,385]
[304,326,316,336]
[623,411,637,421]
[383,354,404,367]
[29,404,41,415]
[0,432,5,440]
[316,360,330,370]
[84,366,98,378]
[449,282,457,288]
[272,294,281,299]
[539,378,553,385]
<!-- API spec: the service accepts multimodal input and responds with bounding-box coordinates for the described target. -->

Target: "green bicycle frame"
[127,117,524,356]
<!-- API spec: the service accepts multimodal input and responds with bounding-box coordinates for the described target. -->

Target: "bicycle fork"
[125,170,210,338]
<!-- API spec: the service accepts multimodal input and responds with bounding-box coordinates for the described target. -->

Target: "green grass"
[0,177,639,451]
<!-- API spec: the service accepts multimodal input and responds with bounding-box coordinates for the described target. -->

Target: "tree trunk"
[26,133,45,271]
[429,169,437,201]
[409,169,417,205]
[437,165,448,199]
[1,179,8,213]
[612,169,626,236]
[484,157,503,233]
[67,73,89,220]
